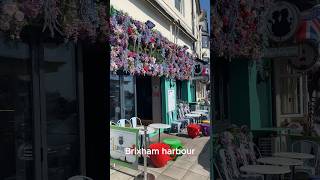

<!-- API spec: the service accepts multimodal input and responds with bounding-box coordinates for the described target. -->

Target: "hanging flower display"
[0,0,108,42]
[110,7,196,80]
[212,0,273,59]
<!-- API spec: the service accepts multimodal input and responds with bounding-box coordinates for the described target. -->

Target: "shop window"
[174,0,184,15]
[109,74,136,121]
[176,80,182,101]
[202,36,208,48]
[278,62,304,115]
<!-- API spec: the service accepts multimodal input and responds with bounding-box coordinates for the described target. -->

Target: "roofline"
[146,0,198,42]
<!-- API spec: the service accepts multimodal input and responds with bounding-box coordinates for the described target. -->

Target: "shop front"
[0,1,109,179]
[109,7,200,130]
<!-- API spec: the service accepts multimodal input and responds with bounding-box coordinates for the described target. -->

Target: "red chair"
[148,143,176,168]
[187,124,201,138]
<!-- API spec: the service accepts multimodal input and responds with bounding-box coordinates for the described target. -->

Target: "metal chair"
[130,117,142,128]
[117,119,132,127]
[68,175,93,180]
[216,131,264,180]
[292,140,320,175]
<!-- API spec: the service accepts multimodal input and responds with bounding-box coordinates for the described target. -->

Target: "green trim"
[110,125,139,133]
[161,78,177,125]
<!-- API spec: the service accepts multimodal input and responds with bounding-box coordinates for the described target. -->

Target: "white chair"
[68,175,93,180]
[216,131,264,180]
[117,119,132,127]
[292,140,320,175]
[130,117,142,128]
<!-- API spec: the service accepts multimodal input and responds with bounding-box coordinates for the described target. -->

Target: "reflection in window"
[43,43,80,179]
[175,0,184,15]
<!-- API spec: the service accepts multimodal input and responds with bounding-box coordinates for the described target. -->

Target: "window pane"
[176,80,182,101]
[123,76,135,119]
[0,38,34,180]
[110,74,120,122]
[280,77,301,114]
[175,0,182,12]
[43,43,80,179]
[202,36,208,48]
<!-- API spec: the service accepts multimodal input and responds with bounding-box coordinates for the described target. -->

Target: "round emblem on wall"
[289,42,319,71]
[194,64,202,76]
[266,1,300,42]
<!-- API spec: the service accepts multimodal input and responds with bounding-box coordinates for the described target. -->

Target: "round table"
[194,110,208,113]
[273,152,315,160]
[257,157,303,180]
[148,123,171,142]
[185,113,201,123]
[240,165,291,179]
[136,126,155,135]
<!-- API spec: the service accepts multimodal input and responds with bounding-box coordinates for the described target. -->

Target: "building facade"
[0,1,109,179]
[110,0,203,129]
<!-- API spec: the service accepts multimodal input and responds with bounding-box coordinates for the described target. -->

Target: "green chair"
[163,138,183,160]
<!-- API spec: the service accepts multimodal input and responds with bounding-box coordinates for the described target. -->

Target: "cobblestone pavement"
[110,133,210,180]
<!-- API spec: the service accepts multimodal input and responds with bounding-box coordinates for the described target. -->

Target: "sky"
[200,0,210,32]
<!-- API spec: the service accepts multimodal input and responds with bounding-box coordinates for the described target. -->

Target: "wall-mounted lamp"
[145,20,155,29]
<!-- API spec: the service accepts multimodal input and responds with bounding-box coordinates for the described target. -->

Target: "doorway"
[0,36,84,180]
[136,76,153,123]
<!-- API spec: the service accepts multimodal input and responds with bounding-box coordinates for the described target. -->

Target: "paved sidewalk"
[110,133,210,180]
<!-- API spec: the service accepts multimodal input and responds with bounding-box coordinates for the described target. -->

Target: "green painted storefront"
[147,78,195,137]
[228,59,273,129]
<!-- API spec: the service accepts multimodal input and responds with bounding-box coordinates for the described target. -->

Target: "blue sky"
[200,0,210,31]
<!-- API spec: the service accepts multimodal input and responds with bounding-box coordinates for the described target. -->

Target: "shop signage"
[266,1,300,42]
[263,46,299,58]
[110,125,139,170]
[289,43,319,71]
[168,89,176,112]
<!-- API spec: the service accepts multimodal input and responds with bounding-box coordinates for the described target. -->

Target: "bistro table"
[135,126,155,148]
[273,152,315,160]
[190,111,208,116]
[240,165,291,180]
[148,123,171,142]
[257,157,303,180]
[184,113,201,123]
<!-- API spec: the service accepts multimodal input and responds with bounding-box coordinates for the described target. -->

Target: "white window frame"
[174,0,185,16]
[274,60,306,120]
[278,74,304,117]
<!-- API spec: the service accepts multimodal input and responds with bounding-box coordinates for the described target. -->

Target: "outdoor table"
[148,123,171,142]
[257,157,303,180]
[194,110,208,113]
[135,126,155,148]
[240,165,291,180]
[184,113,201,123]
[273,152,315,160]
[191,111,208,115]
